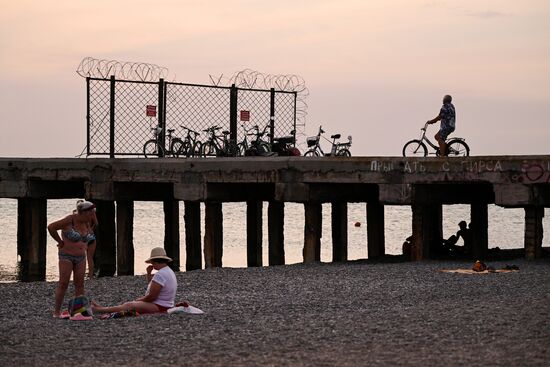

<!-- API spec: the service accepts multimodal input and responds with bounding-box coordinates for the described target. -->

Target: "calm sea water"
[0,198,547,281]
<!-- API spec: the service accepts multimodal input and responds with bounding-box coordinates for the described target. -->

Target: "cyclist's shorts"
[440,124,455,140]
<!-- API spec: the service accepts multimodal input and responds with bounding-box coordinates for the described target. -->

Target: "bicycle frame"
[205,131,224,151]
[417,125,440,153]
[203,126,235,156]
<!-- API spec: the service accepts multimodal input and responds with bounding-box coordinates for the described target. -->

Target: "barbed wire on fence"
[209,69,309,144]
[76,57,172,82]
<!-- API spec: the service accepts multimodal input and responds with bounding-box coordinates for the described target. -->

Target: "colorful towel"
[68,296,93,317]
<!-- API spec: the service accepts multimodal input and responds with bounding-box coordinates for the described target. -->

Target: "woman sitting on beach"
[47,200,97,318]
[92,247,177,315]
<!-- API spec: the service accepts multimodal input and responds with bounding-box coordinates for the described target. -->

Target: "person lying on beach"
[92,247,177,315]
[47,200,97,318]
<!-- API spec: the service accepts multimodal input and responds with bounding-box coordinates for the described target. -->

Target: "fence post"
[109,75,115,158]
[230,84,238,146]
[270,88,275,144]
[293,91,297,145]
[158,78,166,157]
[86,77,91,156]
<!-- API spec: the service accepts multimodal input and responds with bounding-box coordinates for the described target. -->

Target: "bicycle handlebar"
[203,126,221,133]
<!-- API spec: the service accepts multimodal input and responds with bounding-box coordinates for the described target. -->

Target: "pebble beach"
[1,259,549,366]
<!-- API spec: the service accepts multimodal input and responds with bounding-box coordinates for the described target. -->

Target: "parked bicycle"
[174,125,202,158]
[143,126,183,158]
[200,126,239,157]
[402,122,470,157]
[238,124,272,156]
[304,126,352,157]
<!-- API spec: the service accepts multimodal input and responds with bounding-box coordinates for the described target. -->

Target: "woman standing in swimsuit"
[47,200,96,318]
[75,199,99,278]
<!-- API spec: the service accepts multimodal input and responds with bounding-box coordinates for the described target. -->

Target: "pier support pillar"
[184,201,202,271]
[17,198,47,281]
[304,202,322,263]
[116,200,134,276]
[332,202,348,262]
[524,206,544,260]
[204,202,222,268]
[411,203,442,260]
[367,202,385,259]
[268,201,285,266]
[246,201,263,267]
[470,203,488,260]
[164,200,180,271]
[95,200,116,277]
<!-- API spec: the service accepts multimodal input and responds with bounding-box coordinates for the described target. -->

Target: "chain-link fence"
[86,77,297,157]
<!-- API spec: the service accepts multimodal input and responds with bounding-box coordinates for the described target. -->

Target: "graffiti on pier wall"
[455,160,503,173]
[369,159,504,174]
[511,161,550,183]
[368,159,550,183]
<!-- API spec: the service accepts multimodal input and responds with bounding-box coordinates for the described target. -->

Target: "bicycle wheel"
[143,140,162,158]
[402,140,427,157]
[446,139,470,157]
[304,149,320,157]
[200,142,217,157]
[170,138,185,157]
[336,148,351,157]
[191,141,203,157]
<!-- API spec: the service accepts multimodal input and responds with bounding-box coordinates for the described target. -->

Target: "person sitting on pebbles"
[92,247,177,315]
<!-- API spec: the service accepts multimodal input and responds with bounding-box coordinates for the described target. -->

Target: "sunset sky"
[1,0,549,157]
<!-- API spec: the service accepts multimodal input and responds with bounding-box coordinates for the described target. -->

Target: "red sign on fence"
[240,110,250,121]
[146,105,157,117]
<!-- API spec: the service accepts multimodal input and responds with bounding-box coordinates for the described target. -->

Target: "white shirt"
[147,266,177,308]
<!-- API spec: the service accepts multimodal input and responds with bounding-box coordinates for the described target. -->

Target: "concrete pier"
[184,201,202,271]
[246,200,263,267]
[1,156,549,280]
[116,200,134,275]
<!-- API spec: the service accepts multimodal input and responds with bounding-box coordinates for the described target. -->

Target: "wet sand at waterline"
[1,259,549,366]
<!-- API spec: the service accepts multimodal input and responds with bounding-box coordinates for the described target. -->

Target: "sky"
[1,0,549,157]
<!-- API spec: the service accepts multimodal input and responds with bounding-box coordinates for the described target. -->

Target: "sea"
[0,198,547,282]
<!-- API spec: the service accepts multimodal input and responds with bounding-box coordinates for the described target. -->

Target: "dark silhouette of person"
[442,221,472,257]
[402,235,414,259]
[457,221,473,254]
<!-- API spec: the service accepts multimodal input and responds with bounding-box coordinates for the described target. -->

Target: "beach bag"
[68,295,93,317]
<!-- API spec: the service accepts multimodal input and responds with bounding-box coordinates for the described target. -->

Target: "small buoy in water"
[354,222,361,227]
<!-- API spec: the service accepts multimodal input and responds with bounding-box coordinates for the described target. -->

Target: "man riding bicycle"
[427,94,455,156]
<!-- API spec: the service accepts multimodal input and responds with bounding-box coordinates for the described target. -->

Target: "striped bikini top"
[62,216,96,243]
